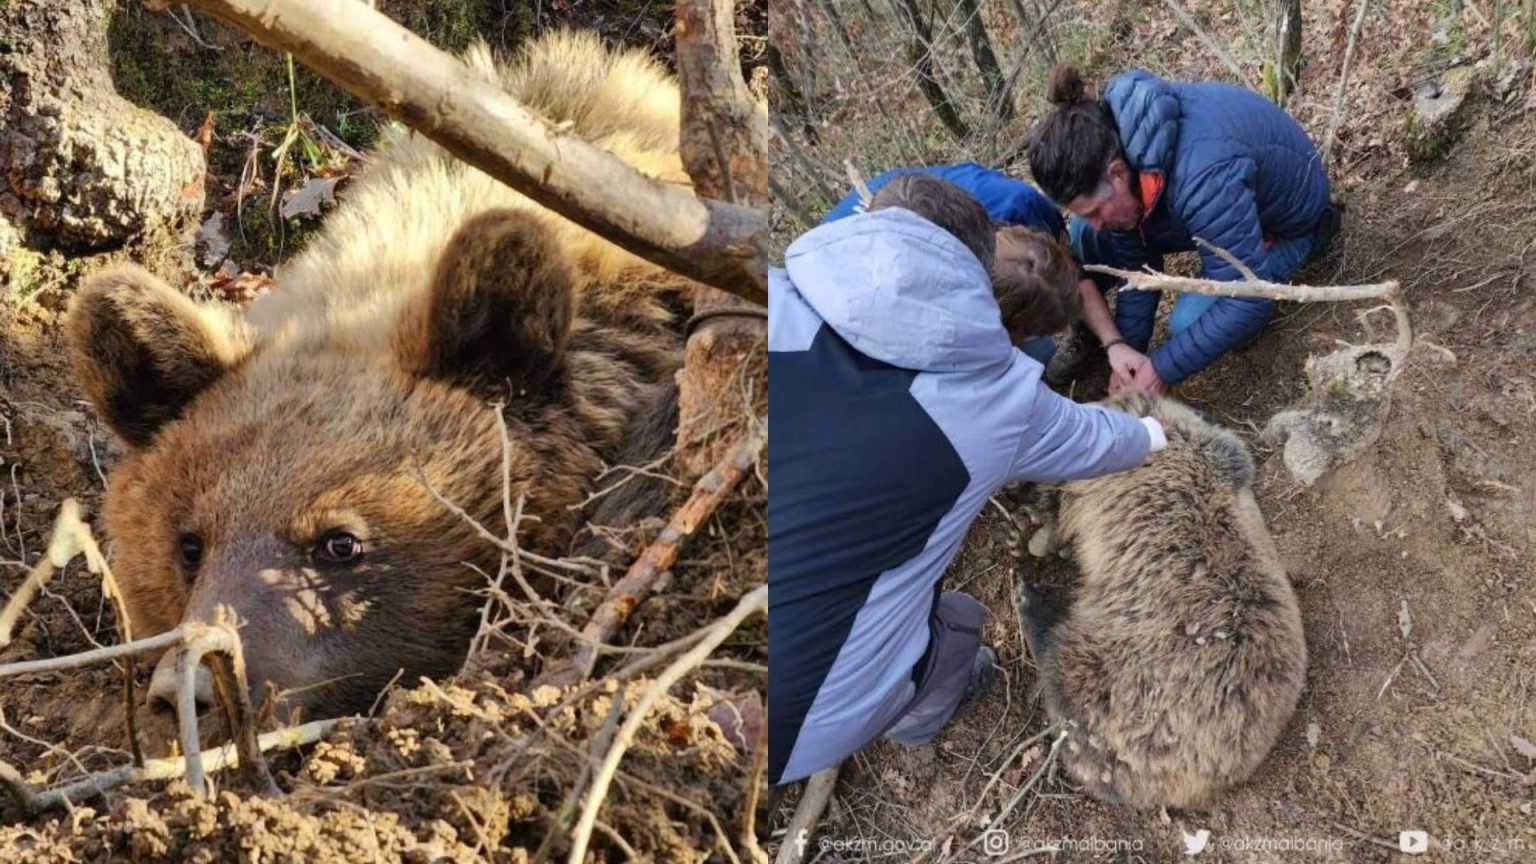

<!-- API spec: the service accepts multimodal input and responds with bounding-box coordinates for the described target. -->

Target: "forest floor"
[768,1,1536,861]
[0,3,766,862]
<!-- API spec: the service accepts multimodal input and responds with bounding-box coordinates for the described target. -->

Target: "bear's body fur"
[68,32,694,718]
[1018,393,1307,810]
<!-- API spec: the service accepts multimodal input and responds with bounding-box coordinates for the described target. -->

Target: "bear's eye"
[314,531,364,565]
[178,534,203,568]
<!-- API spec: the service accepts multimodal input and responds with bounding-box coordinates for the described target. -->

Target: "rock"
[1263,344,1398,487]
[1407,65,1477,163]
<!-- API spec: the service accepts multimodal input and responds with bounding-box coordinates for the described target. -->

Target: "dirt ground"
[769,1,1536,862]
[0,3,767,862]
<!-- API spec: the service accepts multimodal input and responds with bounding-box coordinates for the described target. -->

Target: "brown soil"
[770,1,1536,862]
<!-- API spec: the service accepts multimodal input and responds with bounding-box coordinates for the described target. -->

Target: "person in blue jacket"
[822,162,1075,366]
[768,173,1167,787]
[1028,65,1340,395]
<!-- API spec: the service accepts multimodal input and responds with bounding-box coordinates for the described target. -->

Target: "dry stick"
[844,160,873,209]
[1084,236,1409,357]
[540,418,767,688]
[0,499,86,646]
[774,764,839,864]
[0,629,184,679]
[741,709,770,864]
[1161,0,1248,83]
[69,506,146,767]
[0,719,340,818]
[567,583,768,864]
[175,610,278,798]
[150,0,767,303]
[1323,0,1375,166]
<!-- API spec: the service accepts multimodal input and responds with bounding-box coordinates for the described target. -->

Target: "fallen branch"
[152,0,768,303]
[539,417,767,688]
[567,583,768,864]
[1083,235,1410,359]
[775,764,839,864]
[0,718,340,819]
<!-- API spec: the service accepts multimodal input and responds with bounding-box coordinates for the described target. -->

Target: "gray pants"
[883,591,985,744]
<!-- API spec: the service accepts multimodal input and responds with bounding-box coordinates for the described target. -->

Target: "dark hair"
[1028,65,1124,206]
[868,174,996,270]
[991,226,1081,338]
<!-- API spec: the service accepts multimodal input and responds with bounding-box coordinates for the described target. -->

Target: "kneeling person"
[768,174,1166,786]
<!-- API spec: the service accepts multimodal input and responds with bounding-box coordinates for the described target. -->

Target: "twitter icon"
[1183,829,1211,856]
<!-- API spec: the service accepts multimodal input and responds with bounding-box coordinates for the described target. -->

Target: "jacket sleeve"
[1006,379,1151,483]
[969,167,1066,237]
[1150,157,1275,384]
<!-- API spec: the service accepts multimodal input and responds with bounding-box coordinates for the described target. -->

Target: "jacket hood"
[1106,69,1182,176]
[783,208,1014,373]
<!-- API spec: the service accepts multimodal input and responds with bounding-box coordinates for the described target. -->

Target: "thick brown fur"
[1018,393,1306,810]
[66,31,694,718]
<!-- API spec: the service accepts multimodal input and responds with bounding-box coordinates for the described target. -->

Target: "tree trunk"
[0,0,205,257]
[893,0,969,140]
[957,0,1011,121]
[674,0,769,480]
[1267,0,1303,104]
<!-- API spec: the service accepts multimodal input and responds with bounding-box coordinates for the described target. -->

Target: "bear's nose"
[146,649,216,717]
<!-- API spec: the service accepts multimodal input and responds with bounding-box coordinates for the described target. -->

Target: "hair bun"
[1047,64,1087,105]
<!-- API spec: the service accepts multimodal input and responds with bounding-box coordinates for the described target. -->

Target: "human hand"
[1129,364,1170,397]
[1106,343,1151,386]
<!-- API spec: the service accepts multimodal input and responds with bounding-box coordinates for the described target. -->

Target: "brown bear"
[1016,393,1307,810]
[67,31,695,720]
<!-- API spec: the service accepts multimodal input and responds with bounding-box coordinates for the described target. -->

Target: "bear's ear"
[69,266,241,448]
[396,209,576,391]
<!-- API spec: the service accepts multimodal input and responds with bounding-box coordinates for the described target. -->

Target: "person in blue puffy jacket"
[1028,65,1340,395]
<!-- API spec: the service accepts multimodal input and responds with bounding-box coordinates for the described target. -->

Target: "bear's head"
[69,211,590,721]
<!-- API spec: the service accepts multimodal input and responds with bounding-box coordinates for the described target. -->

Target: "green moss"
[4,247,42,298]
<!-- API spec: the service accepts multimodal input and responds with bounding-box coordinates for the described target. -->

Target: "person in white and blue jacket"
[822,162,1068,366]
[767,174,1167,786]
[1029,66,1339,395]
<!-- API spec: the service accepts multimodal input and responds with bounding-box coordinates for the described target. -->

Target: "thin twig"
[0,718,340,817]
[0,500,87,646]
[567,584,767,864]
[1323,0,1374,165]
[0,629,184,679]
[844,159,874,209]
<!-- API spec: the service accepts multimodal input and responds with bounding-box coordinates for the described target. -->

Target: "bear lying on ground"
[1017,393,1307,810]
[67,31,694,721]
